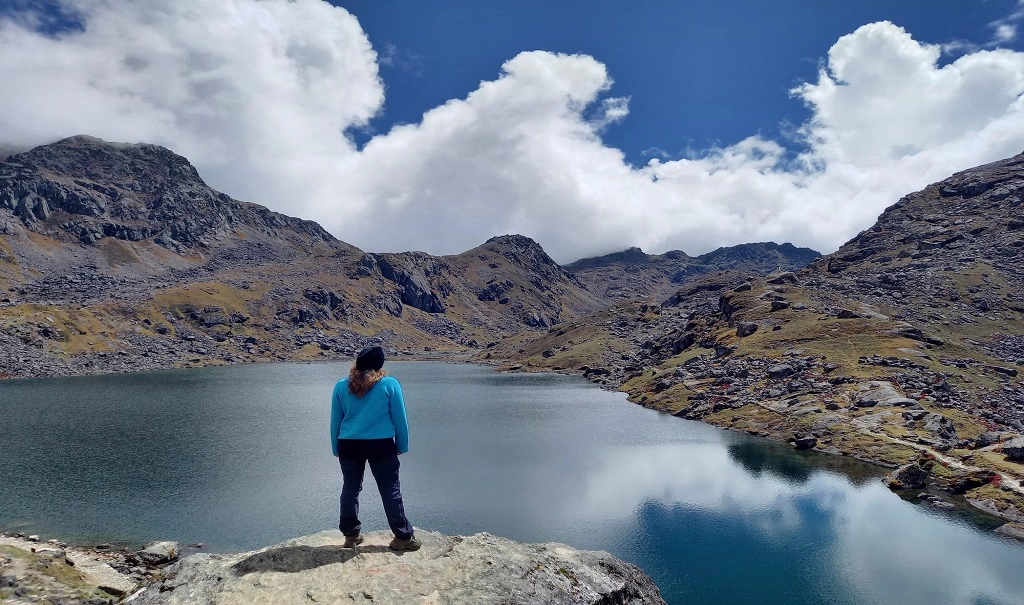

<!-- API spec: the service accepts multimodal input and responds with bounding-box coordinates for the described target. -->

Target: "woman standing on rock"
[330,346,420,551]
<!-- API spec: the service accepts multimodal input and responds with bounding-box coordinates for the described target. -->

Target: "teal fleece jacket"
[330,375,409,455]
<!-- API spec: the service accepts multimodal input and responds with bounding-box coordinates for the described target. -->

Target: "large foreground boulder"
[123,530,666,605]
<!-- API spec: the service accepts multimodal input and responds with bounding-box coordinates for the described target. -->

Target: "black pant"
[337,438,414,540]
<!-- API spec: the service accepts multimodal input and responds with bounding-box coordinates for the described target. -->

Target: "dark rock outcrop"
[374,253,448,314]
[888,462,930,490]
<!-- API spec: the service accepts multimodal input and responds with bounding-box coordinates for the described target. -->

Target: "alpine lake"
[2,361,1023,605]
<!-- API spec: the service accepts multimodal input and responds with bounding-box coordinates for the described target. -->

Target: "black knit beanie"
[355,346,385,371]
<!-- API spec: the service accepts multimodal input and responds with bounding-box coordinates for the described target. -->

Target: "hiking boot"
[388,535,421,551]
[343,534,364,548]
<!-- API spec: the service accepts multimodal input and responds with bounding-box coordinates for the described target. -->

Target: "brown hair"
[348,366,387,397]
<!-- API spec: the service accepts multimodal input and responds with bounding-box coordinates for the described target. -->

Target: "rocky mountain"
[0,136,814,379]
[565,242,820,301]
[0,137,607,378]
[484,151,1024,527]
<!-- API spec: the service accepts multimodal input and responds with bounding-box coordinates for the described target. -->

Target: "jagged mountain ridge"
[0,136,816,379]
[0,136,822,379]
[0,137,605,377]
[564,242,821,301]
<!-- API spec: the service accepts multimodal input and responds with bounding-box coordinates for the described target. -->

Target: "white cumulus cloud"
[0,0,383,218]
[1,3,1024,263]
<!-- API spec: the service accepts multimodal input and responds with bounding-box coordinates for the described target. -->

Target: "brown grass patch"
[975,450,1024,478]
[98,239,142,266]
[24,230,67,252]
[152,282,258,319]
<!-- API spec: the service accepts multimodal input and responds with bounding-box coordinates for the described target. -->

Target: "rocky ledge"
[0,534,143,604]
[124,530,665,605]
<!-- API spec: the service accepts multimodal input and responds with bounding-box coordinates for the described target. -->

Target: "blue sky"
[2,0,1024,261]
[339,0,1024,165]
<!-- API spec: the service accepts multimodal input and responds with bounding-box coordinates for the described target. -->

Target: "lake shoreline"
[475,357,1024,529]
[7,351,1024,530]
[6,360,1024,604]
[0,532,172,603]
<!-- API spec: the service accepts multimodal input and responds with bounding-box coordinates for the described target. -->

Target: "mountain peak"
[484,234,542,249]
[695,241,821,270]
[479,234,562,269]
[0,135,338,251]
[563,246,655,271]
[7,135,205,188]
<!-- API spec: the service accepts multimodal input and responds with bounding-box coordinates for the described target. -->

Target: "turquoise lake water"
[2,361,1024,605]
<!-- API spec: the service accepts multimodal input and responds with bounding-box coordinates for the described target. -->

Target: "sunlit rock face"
[126,530,666,605]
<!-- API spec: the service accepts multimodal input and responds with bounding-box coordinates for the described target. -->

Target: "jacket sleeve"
[330,381,345,457]
[388,379,410,454]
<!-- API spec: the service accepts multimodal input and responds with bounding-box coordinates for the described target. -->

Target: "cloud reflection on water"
[575,440,1024,605]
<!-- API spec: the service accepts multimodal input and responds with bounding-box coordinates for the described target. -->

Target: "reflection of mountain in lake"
[725,441,883,487]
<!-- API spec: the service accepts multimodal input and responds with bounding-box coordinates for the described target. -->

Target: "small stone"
[137,541,180,565]
[767,364,794,379]
[735,322,758,337]
[714,344,736,358]
[792,436,817,450]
